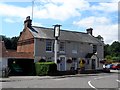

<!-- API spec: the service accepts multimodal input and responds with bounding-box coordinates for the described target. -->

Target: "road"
[1,73,120,89]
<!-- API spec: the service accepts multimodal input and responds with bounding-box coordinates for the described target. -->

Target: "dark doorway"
[91,59,96,69]
[8,58,35,76]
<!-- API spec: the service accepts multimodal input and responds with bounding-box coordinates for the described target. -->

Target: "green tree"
[104,44,111,57]
[95,35,104,41]
[110,41,120,57]
[104,41,120,62]
[11,36,19,50]
[2,35,12,49]
[1,35,19,50]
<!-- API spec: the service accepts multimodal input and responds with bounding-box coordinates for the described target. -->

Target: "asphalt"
[0,74,99,82]
[0,70,118,82]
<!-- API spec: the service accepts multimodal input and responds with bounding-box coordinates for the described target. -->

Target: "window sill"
[46,51,53,53]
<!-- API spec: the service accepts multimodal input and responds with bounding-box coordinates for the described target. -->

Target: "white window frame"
[59,42,65,53]
[46,40,53,52]
[72,43,78,54]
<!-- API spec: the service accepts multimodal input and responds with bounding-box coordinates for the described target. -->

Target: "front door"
[91,59,96,69]
[59,56,66,71]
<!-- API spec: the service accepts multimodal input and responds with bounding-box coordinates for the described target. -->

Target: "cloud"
[0,3,31,19]
[32,22,43,27]
[91,2,118,13]
[73,16,111,28]
[0,1,117,21]
[73,16,118,44]
[33,0,90,21]
[0,1,118,44]
[0,0,90,21]
[94,24,118,44]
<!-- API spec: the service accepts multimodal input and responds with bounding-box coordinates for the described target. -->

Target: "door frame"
[59,55,66,71]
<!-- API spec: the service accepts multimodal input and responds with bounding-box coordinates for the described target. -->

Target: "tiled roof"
[29,26,103,45]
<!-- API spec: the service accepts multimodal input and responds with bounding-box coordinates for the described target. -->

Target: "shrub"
[35,62,57,76]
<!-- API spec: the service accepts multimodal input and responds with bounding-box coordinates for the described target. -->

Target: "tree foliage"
[104,41,120,62]
[1,35,19,50]
[95,35,104,41]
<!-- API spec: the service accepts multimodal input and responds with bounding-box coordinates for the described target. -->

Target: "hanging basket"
[82,60,86,64]
[67,59,72,63]
[79,59,86,64]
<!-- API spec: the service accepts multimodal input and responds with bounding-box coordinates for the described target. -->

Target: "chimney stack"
[86,28,93,35]
[24,16,32,28]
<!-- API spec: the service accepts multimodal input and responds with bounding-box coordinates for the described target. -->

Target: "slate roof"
[29,26,103,44]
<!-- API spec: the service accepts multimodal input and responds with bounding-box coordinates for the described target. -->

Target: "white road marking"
[116,80,120,83]
[88,75,116,89]
[88,81,97,90]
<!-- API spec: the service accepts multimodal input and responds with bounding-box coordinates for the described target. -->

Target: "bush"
[35,62,57,76]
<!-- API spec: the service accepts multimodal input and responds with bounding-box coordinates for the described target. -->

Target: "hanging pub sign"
[54,24,61,37]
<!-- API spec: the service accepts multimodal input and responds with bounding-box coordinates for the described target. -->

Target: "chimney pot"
[24,16,32,28]
[86,28,93,35]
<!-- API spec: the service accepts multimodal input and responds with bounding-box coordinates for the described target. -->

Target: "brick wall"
[17,28,34,53]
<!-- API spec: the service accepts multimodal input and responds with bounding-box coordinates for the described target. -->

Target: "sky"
[0,0,119,44]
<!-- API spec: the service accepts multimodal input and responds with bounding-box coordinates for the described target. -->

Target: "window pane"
[46,40,52,51]
[93,45,97,53]
[59,42,65,52]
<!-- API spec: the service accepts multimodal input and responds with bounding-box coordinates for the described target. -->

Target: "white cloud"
[91,2,118,13]
[73,16,110,28]
[73,16,118,44]
[0,1,117,22]
[94,24,118,44]
[0,0,90,21]
[0,3,31,19]
[0,1,118,44]
[32,22,43,27]
[33,0,90,20]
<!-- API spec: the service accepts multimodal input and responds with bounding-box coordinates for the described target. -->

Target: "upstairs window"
[72,43,78,54]
[46,40,53,52]
[59,42,65,52]
[93,45,97,53]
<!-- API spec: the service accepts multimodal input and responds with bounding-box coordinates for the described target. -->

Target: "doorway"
[91,59,96,69]
[59,56,66,71]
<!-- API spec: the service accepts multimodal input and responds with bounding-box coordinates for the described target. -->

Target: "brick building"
[16,16,104,71]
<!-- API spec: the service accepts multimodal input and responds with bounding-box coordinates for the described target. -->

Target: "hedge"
[35,62,57,76]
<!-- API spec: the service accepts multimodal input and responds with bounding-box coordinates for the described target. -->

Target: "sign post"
[53,24,61,64]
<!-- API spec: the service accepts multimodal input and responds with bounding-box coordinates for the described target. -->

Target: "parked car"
[9,64,23,75]
[103,64,111,72]
[111,63,120,70]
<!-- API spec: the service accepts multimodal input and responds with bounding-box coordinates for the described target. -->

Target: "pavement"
[0,74,99,82]
[0,70,119,82]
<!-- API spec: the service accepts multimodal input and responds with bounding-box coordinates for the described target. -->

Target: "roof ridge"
[32,26,87,34]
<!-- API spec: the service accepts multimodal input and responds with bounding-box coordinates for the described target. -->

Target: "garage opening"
[8,58,35,76]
